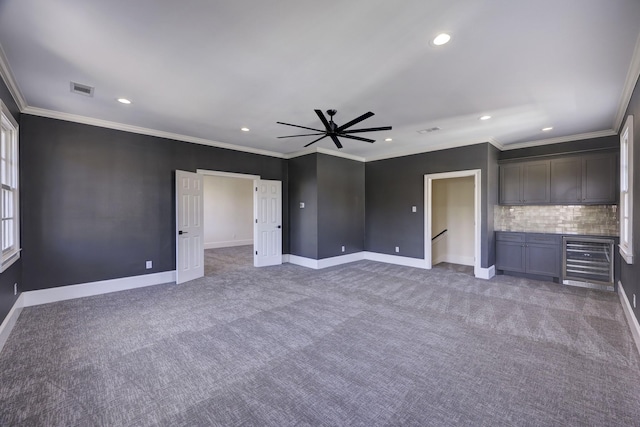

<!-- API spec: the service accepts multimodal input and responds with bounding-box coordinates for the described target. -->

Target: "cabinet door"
[550,157,581,203]
[582,153,616,203]
[522,161,550,204]
[525,243,560,277]
[500,164,522,205]
[496,241,526,272]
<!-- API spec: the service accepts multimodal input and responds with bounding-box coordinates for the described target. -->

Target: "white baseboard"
[433,254,474,267]
[0,294,24,353]
[204,240,253,249]
[363,252,429,269]
[288,254,365,269]
[282,254,290,263]
[618,281,640,356]
[475,265,496,280]
[22,271,176,307]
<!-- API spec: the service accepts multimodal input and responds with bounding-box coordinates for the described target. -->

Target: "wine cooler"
[562,236,614,291]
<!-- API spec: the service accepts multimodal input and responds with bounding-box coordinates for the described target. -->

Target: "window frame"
[620,114,634,264]
[0,99,20,272]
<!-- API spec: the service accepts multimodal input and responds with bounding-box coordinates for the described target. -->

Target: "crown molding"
[284,147,366,162]
[499,129,617,151]
[22,106,286,159]
[364,138,493,162]
[614,30,640,132]
[0,43,27,111]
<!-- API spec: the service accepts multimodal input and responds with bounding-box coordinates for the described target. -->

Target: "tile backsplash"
[494,205,619,236]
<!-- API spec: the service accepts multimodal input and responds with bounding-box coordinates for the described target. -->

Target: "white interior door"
[254,180,282,267]
[176,170,204,284]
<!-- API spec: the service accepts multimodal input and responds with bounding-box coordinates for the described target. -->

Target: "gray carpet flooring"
[1,246,639,426]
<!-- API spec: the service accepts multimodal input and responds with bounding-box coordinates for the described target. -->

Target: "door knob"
[179,230,188,235]
[277,225,282,229]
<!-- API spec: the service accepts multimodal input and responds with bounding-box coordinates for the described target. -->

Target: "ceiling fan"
[277,109,392,149]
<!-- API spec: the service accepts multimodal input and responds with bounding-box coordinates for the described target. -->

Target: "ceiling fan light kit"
[277,109,392,149]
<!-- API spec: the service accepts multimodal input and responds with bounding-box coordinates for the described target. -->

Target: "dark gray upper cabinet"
[499,161,550,204]
[502,151,617,205]
[582,153,617,203]
[550,156,581,203]
[549,152,617,204]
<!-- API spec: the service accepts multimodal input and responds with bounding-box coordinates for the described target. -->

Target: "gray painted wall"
[20,115,288,291]
[288,153,365,260]
[365,143,496,268]
[317,154,365,259]
[288,154,318,259]
[0,77,21,324]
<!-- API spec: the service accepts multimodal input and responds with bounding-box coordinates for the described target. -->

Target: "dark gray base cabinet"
[496,232,560,278]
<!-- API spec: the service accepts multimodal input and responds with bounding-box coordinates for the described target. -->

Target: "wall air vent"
[70,82,94,97]
[417,127,441,134]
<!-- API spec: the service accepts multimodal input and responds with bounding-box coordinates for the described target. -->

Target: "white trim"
[475,265,496,280]
[22,107,286,159]
[282,254,290,263]
[288,251,430,269]
[284,147,366,162]
[365,139,493,162]
[0,43,27,110]
[614,30,640,131]
[433,254,475,267]
[498,129,617,151]
[424,170,482,279]
[618,281,640,356]
[196,169,260,180]
[362,252,429,269]
[0,294,24,354]
[21,271,176,307]
[204,239,253,249]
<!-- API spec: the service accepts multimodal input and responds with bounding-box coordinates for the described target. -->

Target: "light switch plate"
[412,206,417,212]
[146,260,152,269]
[300,202,305,208]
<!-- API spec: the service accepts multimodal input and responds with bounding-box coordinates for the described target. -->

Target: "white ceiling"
[1,0,639,161]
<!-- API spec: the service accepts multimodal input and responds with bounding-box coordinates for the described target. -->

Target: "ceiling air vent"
[417,127,441,134]
[70,82,94,97]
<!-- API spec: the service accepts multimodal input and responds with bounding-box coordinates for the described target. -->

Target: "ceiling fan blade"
[342,126,392,134]
[330,135,343,149]
[339,134,375,143]
[277,132,325,139]
[304,134,328,147]
[276,121,323,133]
[336,111,374,132]
[314,109,332,132]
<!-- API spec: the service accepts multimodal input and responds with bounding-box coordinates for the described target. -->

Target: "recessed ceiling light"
[479,115,492,121]
[432,33,451,46]
[117,98,131,104]
[542,127,553,131]
[241,127,250,132]
[385,138,393,142]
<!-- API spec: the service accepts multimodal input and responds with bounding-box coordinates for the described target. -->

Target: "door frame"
[424,169,481,277]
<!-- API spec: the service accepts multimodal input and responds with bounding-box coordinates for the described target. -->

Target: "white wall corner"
[618,281,640,357]
[0,294,24,354]
[22,271,176,307]
[475,265,496,280]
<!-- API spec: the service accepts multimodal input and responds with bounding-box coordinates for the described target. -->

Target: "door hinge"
[255,219,258,223]
[255,187,258,192]
[255,250,258,255]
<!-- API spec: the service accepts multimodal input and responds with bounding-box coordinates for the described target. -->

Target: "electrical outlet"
[13,283,17,296]
[634,294,636,309]
[412,206,417,213]
[341,246,345,252]
[146,260,152,269]
[395,246,400,253]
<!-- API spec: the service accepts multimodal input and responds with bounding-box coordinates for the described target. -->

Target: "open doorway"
[424,170,481,277]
